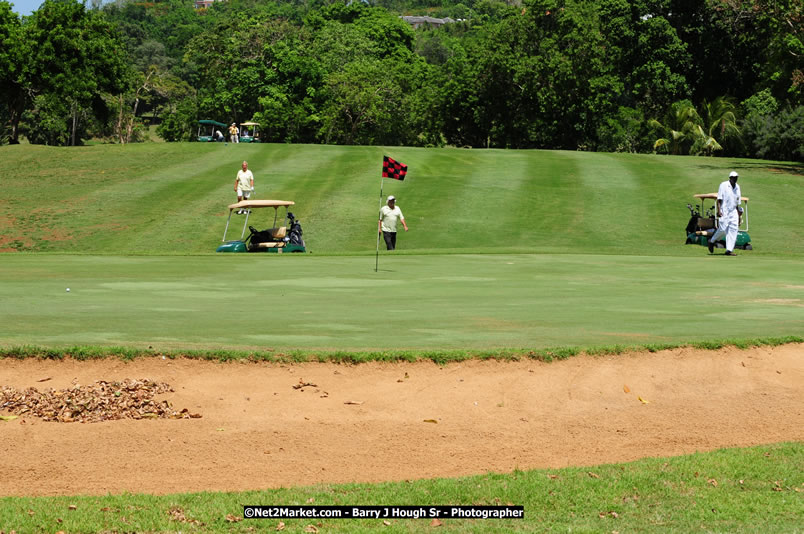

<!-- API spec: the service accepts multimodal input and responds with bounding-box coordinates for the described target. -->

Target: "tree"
[662,0,800,107]
[742,105,804,161]
[156,93,198,142]
[184,15,305,127]
[760,0,803,105]
[22,0,129,145]
[0,2,25,144]
[625,13,691,117]
[319,57,405,145]
[596,106,652,153]
[697,96,741,155]
[436,0,627,149]
[649,99,705,155]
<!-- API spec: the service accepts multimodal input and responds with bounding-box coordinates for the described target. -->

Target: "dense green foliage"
[2,0,129,145]
[1,0,801,159]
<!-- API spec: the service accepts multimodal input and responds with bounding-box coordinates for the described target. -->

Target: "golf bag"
[684,204,716,243]
[685,215,698,236]
[287,212,304,246]
[247,226,275,249]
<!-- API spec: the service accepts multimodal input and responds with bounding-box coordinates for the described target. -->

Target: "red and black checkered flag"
[382,155,407,181]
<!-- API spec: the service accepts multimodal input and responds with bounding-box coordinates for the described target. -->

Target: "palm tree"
[649,100,705,155]
[695,96,741,155]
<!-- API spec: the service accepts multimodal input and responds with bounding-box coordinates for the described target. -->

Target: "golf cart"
[216,200,306,253]
[197,120,227,142]
[685,193,752,250]
[239,122,261,143]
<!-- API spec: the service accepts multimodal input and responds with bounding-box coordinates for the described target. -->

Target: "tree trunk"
[117,94,125,144]
[71,105,78,147]
[126,96,140,144]
[9,93,24,144]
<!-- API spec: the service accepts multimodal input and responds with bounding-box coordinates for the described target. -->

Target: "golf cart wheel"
[744,244,752,250]
[716,242,725,248]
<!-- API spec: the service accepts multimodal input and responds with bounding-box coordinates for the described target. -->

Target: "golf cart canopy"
[694,193,749,202]
[238,122,261,143]
[198,119,227,128]
[227,200,294,211]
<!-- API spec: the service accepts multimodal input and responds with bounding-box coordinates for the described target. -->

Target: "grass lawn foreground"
[0,443,801,533]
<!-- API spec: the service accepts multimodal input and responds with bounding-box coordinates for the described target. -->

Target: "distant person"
[708,171,743,256]
[234,160,254,214]
[229,123,239,143]
[378,195,408,250]
[215,129,224,142]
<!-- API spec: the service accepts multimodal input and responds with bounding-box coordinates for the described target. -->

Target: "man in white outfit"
[708,171,743,256]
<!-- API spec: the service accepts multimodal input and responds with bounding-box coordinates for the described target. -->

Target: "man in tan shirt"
[378,195,409,250]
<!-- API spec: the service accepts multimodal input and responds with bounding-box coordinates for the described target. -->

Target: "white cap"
[729,171,739,178]
[387,195,395,201]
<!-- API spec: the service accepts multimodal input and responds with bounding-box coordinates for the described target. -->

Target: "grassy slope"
[1,143,802,255]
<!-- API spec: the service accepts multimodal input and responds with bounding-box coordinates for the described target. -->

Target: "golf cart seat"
[696,217,716,230]
[246,225,286,243]
[255,241,285,248]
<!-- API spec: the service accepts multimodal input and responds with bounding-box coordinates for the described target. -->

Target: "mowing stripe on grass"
[2,144,803,256]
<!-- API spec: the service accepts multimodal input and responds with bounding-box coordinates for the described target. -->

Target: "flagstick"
[375,177,384,272]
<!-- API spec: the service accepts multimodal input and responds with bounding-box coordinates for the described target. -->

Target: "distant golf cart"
[197,120,226,142]
[685,193,752,250]
[216,200,306,253]
[239,122,261,143]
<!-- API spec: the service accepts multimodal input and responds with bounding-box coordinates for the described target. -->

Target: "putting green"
[1,253,802,351]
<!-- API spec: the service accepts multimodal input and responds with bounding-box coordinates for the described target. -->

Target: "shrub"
[742,105,804,162]
[596,106,651,153]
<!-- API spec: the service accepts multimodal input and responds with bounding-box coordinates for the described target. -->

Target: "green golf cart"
[216,200,306,253]
[685,193,752,250]
[197,120,227,142]
[239,122,261,143]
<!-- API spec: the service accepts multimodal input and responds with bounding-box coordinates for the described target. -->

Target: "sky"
[8,0,45,16]
[8,0,108,16]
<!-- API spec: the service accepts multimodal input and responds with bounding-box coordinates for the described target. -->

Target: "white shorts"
[237,188,252,199]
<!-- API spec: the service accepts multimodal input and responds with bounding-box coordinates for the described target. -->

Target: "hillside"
[1,143,802,256]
